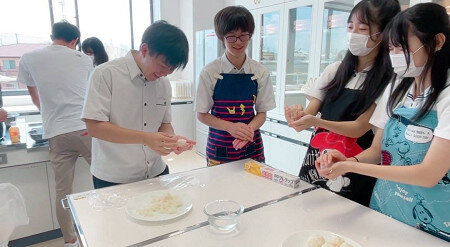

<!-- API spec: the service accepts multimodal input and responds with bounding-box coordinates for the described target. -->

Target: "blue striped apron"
[206,71,264,166]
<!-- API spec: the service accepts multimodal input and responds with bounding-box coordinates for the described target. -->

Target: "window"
[51,0,77,25]
[3,60,16,70]
[132,0,152,49]
[0,0,51,94]
[0,0,155,113]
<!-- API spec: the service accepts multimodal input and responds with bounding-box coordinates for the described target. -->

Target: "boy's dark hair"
[214,6,255,40]
[141,21,189,70]
[51,20,80,44]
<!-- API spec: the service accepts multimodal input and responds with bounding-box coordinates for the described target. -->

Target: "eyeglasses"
[225,34,251,43]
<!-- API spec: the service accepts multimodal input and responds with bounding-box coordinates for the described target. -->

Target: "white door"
[281,0,319,110]
[261,131,274,164]
[171,102,195,140]
[268,136,307,175]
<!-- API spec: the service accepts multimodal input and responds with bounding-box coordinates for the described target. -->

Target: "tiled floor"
[27,149,206,247]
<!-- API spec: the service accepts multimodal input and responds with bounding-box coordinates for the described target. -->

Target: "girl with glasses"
[195,6,276,166]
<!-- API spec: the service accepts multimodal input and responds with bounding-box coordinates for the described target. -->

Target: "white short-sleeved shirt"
[304,61,378,103]
[17,45,93,139]
[195,54,276,113]
[82,51,172,183]
[370,78,450,140]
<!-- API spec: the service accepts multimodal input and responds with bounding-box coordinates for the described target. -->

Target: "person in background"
[0,108,6,122]
[0,84,7,122]
[316,3,449,241]
[81,37,109,66]
[82,21,195,189]
[196,6,276,166]
[285,0,400,206]
[17,21,93,247]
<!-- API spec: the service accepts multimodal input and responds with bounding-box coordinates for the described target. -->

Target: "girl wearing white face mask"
[284,0,400,206]
[316,3,450,241]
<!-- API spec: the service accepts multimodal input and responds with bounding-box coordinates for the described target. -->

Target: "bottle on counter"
[9,122,20,144]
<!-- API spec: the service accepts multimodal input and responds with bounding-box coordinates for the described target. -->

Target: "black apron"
[299,88,376,206]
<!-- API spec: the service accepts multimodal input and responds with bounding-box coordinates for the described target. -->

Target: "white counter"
[67,159,314,247]
[67,159,448,247]
[151,188,448,247]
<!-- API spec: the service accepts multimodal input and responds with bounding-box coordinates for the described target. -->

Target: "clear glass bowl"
[203,200,244,232]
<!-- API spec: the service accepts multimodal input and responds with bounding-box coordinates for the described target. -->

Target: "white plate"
[282,230,361,247]
[126,190,192,222]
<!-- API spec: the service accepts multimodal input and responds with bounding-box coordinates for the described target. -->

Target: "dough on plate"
[328,236,345,246]
[306,234,325,247]
[340,243,353,247]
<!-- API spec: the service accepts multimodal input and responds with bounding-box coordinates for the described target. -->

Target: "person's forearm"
[346,145,381,164]
[27,86,40,110]
[197,112,232,132]
[85,119,145,144]
[248,112,266,130]
[314,118,372,138]
[349,127,382,164]
[32,98,40,110]
[304,98,321,116]
[348,161,441,188]
[158,123,175,135]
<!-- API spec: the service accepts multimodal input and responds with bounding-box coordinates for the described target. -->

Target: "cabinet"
[282,0,318,109]
[249,0,420,121]
[252,4,285,116]
[261,131,308,176]
[251,0,354,120]
[0,163,53,240]
[47,158,93,229]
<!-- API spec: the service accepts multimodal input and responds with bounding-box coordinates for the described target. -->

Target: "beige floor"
[28,149,206,247]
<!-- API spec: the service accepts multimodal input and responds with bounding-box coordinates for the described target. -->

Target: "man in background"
[17,21,93,247]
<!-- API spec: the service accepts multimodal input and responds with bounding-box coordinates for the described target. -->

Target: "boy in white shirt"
[82,21,195,189]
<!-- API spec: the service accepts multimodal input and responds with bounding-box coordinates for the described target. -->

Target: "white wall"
[193,0,227,32]
[159,0,180,27]
[179,0,194,82]
[159,0,234,82]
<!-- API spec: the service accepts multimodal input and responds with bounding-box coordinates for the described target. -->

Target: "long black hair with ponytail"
[387,3,449,120]
[322,0,400,116]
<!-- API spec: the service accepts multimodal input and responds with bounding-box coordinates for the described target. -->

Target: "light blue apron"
[370,105,450,241]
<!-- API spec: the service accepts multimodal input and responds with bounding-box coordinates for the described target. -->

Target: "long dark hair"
[387,3,449,120]
[322,0,400,116]
[82,37,109,66]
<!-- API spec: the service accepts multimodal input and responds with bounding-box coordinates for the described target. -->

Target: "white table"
[150,188,449,247]
[67,159,314,247]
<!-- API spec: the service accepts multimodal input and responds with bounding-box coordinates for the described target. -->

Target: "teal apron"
[370,106,450,241]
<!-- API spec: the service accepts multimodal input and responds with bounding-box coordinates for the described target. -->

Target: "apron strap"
[213,73,224,80]
[392,113,433,131]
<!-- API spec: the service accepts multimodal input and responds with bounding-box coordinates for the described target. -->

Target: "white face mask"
[89,55,95,62]
[347,32,380,56]
[389,45,425,78]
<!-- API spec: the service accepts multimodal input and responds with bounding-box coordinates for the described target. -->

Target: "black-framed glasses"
[225,34,251,43]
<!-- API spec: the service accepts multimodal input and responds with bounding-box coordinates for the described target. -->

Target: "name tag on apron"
[404,125,433,143]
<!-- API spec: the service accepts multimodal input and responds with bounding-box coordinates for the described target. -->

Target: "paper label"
[404,125,433,143]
